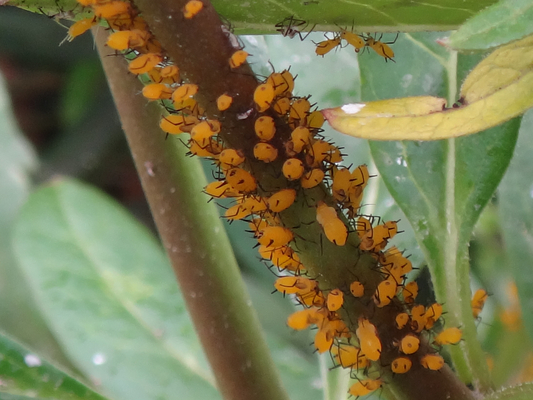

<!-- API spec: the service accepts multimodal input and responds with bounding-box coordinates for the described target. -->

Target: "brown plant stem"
[93,28,290,400]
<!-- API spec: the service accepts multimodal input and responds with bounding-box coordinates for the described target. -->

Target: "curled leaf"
[323,34,533,141]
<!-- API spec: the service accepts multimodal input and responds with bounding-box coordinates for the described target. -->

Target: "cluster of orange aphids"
[66,3,463,396]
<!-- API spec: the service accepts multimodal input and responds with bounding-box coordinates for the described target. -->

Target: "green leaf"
[359,32,520,390]
[0,331,107,400]
[485,383,533,400]
[12,179,221,400]
[449,0,533,50]
[9,0,499,33]
[0,72,75,369]
[498,110,533,343]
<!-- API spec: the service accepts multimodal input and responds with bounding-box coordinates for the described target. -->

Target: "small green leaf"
[0,331,107,400]
[12,179,221,400]
[449,0,533,50]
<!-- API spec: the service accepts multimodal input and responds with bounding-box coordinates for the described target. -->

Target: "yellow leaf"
[323,35,533,141]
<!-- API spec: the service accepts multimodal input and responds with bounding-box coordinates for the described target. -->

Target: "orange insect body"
[434,327,462,346]
[331,344,368,369]
[471,289,488,318]
[225,168,257,193]
[315,35,341,56]
[287,307,325,330]
[291,126,311,153]
[327,289,344,312]
[66,17,98,42]
[274,276,316,295]
[391,357,412,374]
[254,116,276,141]
[399,333,420,355]
[93,1,131,19]
[350,281,364,298]
[204,181,235,199]
[365,35,395,62]
[421,353,445,371]
[216,94,233,111]
[267,189,297,213]
[348,379,382,398]
[219,149,245,166]
[289,98,311,121]
[107,29,149,50]
[253,143,278,163]
[183,0,203,19]
[142,83,174,101]
[159,114,199,135]
[403,281,418,303]
[395,312,409,329]
[253,83,275,112]
[316,201,348,246]
[190,120,219,147]
[424,303,443,329]
[356,318,381,361]
[300,169,325,189]
[172,84,199,103]
[340,29,365,52]
[257,226,294,247]
[282,158,305,181]
[229,50,249,68]
[314,328,334,353]
[411,304,428,333]
[374,277,397,307]
[273,97,291,116]
[128,53,163,75]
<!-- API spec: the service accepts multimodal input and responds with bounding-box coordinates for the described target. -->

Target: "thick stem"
[93,28,290,400]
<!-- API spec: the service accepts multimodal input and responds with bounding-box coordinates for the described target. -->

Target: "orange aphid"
[314,35,341,56]
[225,168,257,193]
[93,1,131,19]
[348,379,382,397]
[183,0,203,18]
[424,303,443,329]
[300,169,325,189]
[267,189,297,213]
[257,226,294,247]
[471,289,488,318]
[282,158,305,181]
[391,357,412,374]
[253,83,275,112]
[216,94,233,111]
[254,116,276,141]
[373,277,397,307]
[219,149,245,166]
[159,114,199,135]
[253,143,278,163]
[314,329,334,353]
[287,307,325,330]
[291,126,311,153]
[128,53,163,75]
[289,98,311,121]
[316,201,347,246]
[403,281,418,303]
[421,353,445,371]
[107,29,149,50]
[356,317,381,361]
[395,312,409,329]
[350,281,364,298]
[204,181,235,198]
[399,333,420,355]
[142,83,174,101]
[229,50,249,68]
[189,139,222,157]
[172,84,199,103]
[224,204,250,221]
[434,327,462,346]
[410,304,428,333]
[273,97,291,116]
[65,17,97,42]
[274,276,317,295]
[327,289,344,312]
[331,344,369,369]
[190,120,219,147]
